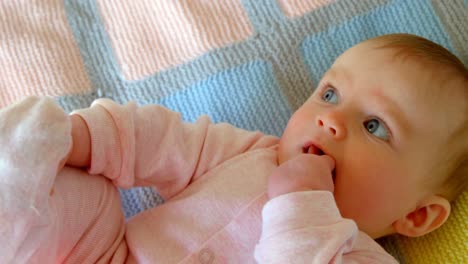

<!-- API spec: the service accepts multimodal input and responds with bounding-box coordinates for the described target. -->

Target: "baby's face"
[278,41,464,238]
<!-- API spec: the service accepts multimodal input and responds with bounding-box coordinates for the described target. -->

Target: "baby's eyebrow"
[326,67,353,88]
[328,66,411,138]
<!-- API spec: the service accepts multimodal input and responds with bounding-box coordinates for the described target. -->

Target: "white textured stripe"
[278,0,334,18]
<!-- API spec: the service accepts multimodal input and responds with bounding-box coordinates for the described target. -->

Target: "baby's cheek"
[336,184,387,231]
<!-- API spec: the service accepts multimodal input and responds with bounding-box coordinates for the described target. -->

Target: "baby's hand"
[66,115,91,168]
[268,154,335,199]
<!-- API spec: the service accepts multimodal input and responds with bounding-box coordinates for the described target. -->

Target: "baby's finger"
[292,154,335,173]
[316,154,335,171]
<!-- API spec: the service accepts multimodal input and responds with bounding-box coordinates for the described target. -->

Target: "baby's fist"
[268,154,335,199]
[66,114,91,168]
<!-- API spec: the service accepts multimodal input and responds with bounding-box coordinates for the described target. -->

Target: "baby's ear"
[392,195,451,237]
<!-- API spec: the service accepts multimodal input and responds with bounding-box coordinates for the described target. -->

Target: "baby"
[1,33,467,263]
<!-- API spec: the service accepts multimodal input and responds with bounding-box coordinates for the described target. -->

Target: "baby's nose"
[316,112,346,140]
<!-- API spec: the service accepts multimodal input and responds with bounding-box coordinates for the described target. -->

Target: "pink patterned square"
[0,0,91,107]
[97,0,253,80]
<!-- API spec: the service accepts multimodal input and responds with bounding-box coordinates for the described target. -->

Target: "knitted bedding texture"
[0,0,466,263]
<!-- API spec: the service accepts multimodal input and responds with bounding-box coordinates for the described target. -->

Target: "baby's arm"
[66,99,277,199]
[255,155,397,263]
[255,192,397,263]
[0,97,73,263]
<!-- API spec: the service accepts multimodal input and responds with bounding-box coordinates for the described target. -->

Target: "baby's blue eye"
[364,119,389,141]
[321,88,338,104]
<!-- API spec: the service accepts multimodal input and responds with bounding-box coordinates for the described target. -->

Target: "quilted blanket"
[0,0,466,263]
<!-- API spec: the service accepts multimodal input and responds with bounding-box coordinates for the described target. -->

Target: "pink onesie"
[0,97,397,263]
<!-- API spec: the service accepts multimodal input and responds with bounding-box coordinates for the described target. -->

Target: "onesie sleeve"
[0,97,71,263]
[72,99,277,199]
[254,191,398,264]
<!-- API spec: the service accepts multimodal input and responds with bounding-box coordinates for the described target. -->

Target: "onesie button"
[198,248,214,264]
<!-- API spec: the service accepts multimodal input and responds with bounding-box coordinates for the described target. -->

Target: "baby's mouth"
[303,143,336,183]
[303,144,324,155]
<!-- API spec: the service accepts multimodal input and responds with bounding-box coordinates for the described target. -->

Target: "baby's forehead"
[356,37,467,78]
[331,36,468,142]
[326,53,466,134]
[335,44,462,91]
